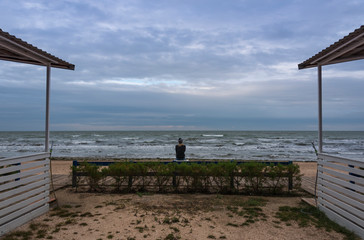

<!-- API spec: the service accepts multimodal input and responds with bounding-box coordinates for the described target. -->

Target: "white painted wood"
[0,193,49,225]
[0,158,50,175]
[0,186,49,218]
[0,165,49,183]
[0,153,50,236]
[316,154,364,238]
[0,178,48,201]
[0,204,49,236]
[317,190,363,221]
[0,184,49,210]
[320,161,363,177]
[318,65,323,153]
[319,204,364,239]
[318,153,364,168]
[320,173,364,193]
[0,153,50,167]
[318,166,364,185]
[318,197,364,228]
[318,178,364,207]
[45,64,51,152]
[0,172,48,192]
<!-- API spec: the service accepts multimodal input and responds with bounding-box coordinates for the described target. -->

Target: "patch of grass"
[227,198,267,226]
[29,223,39,231]
[226,222,238,227]
[170,226,180,232]
[114,203,126,210]
[95,205,103,208]
[137,192,143,198]
[50,207,75,218]
[171,216,179,223]
[80,212,94,217]
[275,203,360,240]
[2,230,33,240]
[207,235,216,239]
[164,233,180,240]
[36,229,47,238]
[64,218,77,225]
[135,225,148,233]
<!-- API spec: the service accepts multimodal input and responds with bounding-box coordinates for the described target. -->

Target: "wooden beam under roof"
[0,28,75,70]
[298,25,364,69]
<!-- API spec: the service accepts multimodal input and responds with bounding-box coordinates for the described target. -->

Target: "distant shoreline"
[51,157,317,162]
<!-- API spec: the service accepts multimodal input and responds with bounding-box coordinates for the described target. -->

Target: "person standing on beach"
[175,138,186,160]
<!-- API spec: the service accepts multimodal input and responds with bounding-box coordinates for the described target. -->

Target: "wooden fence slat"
[0,178,48,201]
[318,197,364,228]
[0,204,49,236]
[319,161,363,177]
[0,186,49,218]
[317,154,364,239]
[318,178,364,208]
[0,165,49,183]
[318,154,364,168]
[319,204,364,239]
[0,153,50,167]
[319,173,364,193]
[0,172,48,192]
[0,191,49,226]
[317,189,364,220]
[0,159,50,175]
[318,166,364,185]
[0,153,50,237]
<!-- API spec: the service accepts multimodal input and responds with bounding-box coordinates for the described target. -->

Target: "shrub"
[240,162,267,194]
[108,162,129,192]
[72,161,301,194]
[76,162,105,191]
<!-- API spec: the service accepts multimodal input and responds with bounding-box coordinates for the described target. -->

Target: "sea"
[0,131,363,161]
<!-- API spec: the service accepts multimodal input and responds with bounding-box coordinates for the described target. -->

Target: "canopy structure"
[298,25,364,152]
[0,29,74,70]
[298,25,364,70]
[0,28,75,152]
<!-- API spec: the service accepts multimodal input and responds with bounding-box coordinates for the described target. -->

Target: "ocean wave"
[1,131,362,161]
[234,141,257,146]
[202,134,224,137]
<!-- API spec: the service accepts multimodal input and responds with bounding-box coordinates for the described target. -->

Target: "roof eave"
[298,25,364,70]
[0,29,75,70]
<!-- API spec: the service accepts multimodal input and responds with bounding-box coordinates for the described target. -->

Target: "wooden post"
[318,65,323,153]
[45,64,51,153]
[72,161,77,188]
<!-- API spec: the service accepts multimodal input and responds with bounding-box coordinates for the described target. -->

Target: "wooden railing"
[317,153,364,239]
[0,152,51,236]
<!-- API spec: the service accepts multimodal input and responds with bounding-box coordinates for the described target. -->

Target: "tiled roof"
[298,25,364,69]
[0,28,74,70]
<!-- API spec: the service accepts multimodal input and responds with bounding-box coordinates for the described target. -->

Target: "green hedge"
[72,161,301,194]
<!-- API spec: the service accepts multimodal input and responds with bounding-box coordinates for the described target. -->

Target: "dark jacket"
[175,144,186,160]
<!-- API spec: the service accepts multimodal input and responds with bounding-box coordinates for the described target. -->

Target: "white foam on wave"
[202,134,224,137]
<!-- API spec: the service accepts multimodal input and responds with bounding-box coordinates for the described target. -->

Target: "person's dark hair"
[178,138,183,144]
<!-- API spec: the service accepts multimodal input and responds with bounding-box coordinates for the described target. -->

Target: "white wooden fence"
[0,152,50,236]
[317,153,364,239]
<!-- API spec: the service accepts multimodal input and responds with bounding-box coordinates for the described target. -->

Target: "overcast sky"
[1,0,364,131]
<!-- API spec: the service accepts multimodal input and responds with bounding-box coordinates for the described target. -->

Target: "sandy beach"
[3,160,352,240]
